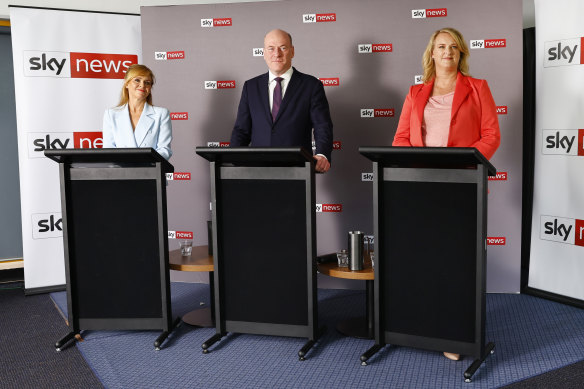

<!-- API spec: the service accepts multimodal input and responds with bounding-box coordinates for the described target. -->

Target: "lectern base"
[55,331,78,352]
[464,342,495,382]
[360,341,496,382]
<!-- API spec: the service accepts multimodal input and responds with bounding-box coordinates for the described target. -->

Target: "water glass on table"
[337,249,349,268]
[179,240,193,256]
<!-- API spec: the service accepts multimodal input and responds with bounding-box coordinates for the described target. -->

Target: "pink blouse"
[421,91,454,147]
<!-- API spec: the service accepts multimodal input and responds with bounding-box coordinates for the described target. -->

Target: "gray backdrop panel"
[141,0,523,292]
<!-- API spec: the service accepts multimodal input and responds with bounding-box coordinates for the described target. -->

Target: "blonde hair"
[421,27,470,83]
[117,64,155,107]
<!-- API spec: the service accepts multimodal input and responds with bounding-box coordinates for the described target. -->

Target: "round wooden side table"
[318,259,374,339]
[169,245,214,327]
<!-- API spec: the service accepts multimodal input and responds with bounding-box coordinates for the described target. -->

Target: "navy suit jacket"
[230,68,333,161]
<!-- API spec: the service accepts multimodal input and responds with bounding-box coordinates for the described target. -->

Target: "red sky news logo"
[25,51,136,78]
[28,132,102,158]
[470,39,507,49]
[362,172,373,181]
[168,231,194,239]
[155,51,185,60]
[412,8,447,18]
[542,129,584,156]
[205,80,236,89]
[487,237,506,245]
[358,43,392,53]
[360,108,395,118]
[253,48,264,57]
[541,215,584,247]
[544,37,584,67]
[32,212,63,239]
[207,141,230,147]
[496,106,508,114]
[201,18,232,27]
[488,172,508,181]
[319,77,339,86]
[311,140,341,150]
[170,112,189,120]
[316,204,342,212]
[303,13,336,23]
[165,172,191,181]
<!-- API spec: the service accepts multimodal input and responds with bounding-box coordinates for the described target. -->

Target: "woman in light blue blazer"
[102,64,172,160]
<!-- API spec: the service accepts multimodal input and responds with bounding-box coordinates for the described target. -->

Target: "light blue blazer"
[102,103,173,160]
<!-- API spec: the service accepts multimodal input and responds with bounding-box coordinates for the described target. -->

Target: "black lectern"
[196,147,323,360]
[359,147,496,382]
[45,148,177,351]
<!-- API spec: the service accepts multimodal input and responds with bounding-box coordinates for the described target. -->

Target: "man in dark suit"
[230,29,333,173]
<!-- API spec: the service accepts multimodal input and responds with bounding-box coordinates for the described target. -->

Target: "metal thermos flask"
[348,231,364,270]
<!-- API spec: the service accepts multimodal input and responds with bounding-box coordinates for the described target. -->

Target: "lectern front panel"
[381,180,477,343]
[69,179,162,319]
[218,178,308,326]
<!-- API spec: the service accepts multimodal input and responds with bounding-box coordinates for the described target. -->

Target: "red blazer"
[392,72,500,160]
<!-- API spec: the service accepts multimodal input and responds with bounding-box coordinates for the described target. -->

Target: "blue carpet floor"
[50,283,584,388]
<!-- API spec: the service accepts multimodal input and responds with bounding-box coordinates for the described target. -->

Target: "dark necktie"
[272,77,283,121]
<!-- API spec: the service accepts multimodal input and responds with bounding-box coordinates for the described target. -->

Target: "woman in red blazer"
[392,28,500,160]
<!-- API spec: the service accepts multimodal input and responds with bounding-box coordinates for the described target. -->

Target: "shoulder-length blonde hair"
[421,27,470,83]
[116,64,156,107]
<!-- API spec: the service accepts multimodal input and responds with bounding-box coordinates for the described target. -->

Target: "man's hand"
[314,155,330,173]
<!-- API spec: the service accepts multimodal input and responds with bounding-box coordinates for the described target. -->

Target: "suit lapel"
[117,105,139,147]
[134,103,154,146]
[257,73,271,123]
[451,72,471,120]
[414,80,433,125]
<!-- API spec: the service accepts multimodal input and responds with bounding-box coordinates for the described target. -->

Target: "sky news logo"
[28,132,102,158]
[414,75,423,85]
[303,13,336,23]
[542,129,584,156]
[319,77,339,86]
[170,112,188,120]
[544,38,584,67]
[32,213,62,239]
[24,51,137,78]
[168,230,194,239]
[201,18,232,27]
[412,8,447,18]
[155,51,185,60]
[165,172,191,181]
[253,48,264,57]
[316,203,342,212]
[360,108,395,118]
[487,237,506,245]
[541,215,584,247]
[207,141,230,147]
[470,39,507,49]
[358,43,392,53]
[205,80,236,89]
[488,172,508,181]
[362,172,373,181]
[496,106,508,115]
[311,140,341,150]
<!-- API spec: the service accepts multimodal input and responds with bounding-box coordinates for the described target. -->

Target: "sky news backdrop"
[529,0,584,302]
[141,0,523,292]
[10,7,141,291]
